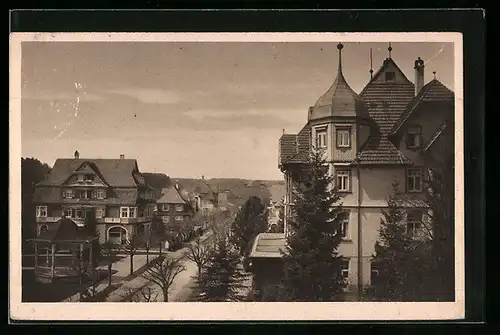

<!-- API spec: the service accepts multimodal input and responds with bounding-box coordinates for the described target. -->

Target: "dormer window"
[77,174,84,182]
[406,125,423,149]
[84,175,94,182]
[385,72,395,81]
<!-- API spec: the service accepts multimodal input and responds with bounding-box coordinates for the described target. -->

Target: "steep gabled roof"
[157,185,188,204]
[38,158,141,187]
[423,124,448,152]
[389,79,454,136]
[355,78,416,165]
[370,57,412,84]
[278,124,311,166]
[249,233,286,258]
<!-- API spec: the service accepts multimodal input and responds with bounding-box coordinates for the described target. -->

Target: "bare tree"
[120,286,159,302]
[101,241,118,287]
[122,236,139,276]
[185,236,212,279]
[142,256,186,302]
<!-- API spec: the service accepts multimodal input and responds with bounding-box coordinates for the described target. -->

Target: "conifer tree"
[371,182,432,301]
[230,196,268,256]
[281,148,346,301]
[196,238,249,302]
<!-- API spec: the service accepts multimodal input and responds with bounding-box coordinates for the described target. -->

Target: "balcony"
[36,217,62,223]
[102,217,151,224]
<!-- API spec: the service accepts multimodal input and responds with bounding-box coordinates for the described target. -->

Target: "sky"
[20,41,454,180]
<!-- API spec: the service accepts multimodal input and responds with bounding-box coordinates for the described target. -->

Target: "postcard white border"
[9,32,464,321]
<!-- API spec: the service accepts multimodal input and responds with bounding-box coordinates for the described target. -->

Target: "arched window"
[40,224,48,234]
[138,224,145,236]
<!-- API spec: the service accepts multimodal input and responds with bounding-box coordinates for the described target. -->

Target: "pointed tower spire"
[337,42,344,74]
[388,42,393,58]
[369,48,374,80]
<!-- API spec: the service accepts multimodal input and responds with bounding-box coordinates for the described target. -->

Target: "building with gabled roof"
[33,152,156,245]
[250,43,454,300]
[155,182,195,230]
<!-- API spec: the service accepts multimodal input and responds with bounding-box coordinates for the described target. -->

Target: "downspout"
[356,130,363,300]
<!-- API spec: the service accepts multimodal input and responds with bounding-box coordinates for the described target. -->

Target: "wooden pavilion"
[28,218,98,284]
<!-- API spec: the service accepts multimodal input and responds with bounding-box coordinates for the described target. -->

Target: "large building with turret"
[249,43,454,301]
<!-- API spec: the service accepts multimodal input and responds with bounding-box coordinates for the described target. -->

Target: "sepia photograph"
[10,32,464,320]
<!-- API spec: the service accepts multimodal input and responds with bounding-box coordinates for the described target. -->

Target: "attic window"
[406,125,423,149]
[385,72,395,82]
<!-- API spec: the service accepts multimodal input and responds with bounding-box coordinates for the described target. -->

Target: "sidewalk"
[105,230,213,302]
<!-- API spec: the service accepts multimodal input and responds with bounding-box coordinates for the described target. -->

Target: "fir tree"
[196,239,249,302]
[281,148,346,301]
[230,196,269,256]
[371,182,432,301]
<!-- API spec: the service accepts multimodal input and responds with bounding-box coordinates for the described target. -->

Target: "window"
[336,127,351,148]
[162,204,170,212]
[76,190,91,199]
[96,208,105,219]
[40,224,48,234]
[64,208,73,218]
[175,204,184,212]
[341,259,349,279]
[62,190,73,199]
[36,206,47,218]
[406,125,423,149]
[385,71,395,81]
[120,207,137,218]
[75,208,85,219]
[97,189,106,199]
[121,207,129,218]
[162,216,170,223]
[315,128,327,148]
[335,169,350,192]
[406,211,422,238]
[84,174,94,182]
[337,212,349,239]
[175,216,183,221]
[138,224,145,236]
[184,215,190,221]
[407,168,423,192]
[77,174,84,182]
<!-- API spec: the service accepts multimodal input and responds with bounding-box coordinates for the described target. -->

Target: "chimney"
[175,180,179,190]
[414,57,425,96]
[201,175,205,180]
[120,154,125,159]
[74,150,80,159]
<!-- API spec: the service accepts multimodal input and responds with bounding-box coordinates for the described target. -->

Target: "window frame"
[341,259,350,279]
[337,211,350,240]
[162,204,170,212]
[406,125,423,149]
[406,211,423,238]
[137,224,146,236]
[335,169,351,192]
[120,207,129,218]
[174,215,184,221]
[97,189,106,199]
[64,207,73,218]
[385,71,396,82]
[335,126,352,148]
[162,216,170,223]
[36,206,48,218]
[406,168,423,193]
[95,207,105,219]
[315,126,328,149]
[175,204,184,212]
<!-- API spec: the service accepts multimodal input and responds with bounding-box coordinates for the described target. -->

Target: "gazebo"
[28,218,98,284]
